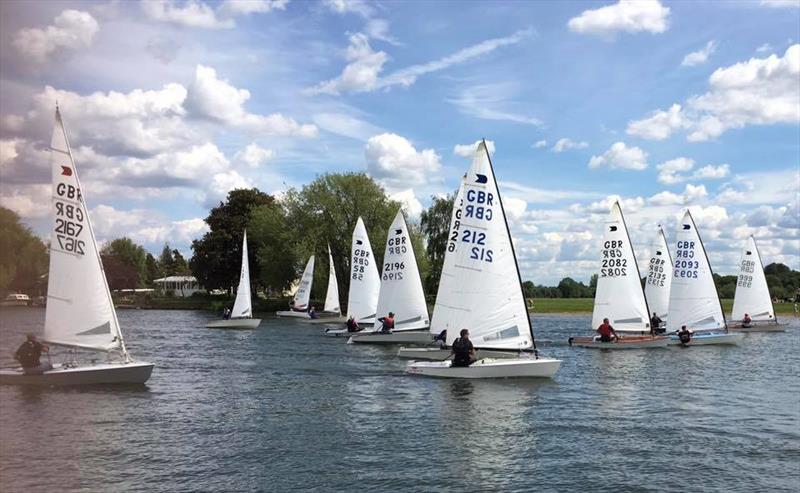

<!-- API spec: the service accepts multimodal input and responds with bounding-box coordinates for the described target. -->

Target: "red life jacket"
[598,323,613,337]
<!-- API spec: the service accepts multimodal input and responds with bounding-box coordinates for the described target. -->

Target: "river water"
[0,307,798,492]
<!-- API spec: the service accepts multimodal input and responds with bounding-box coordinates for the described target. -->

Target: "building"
[153,276,203,298]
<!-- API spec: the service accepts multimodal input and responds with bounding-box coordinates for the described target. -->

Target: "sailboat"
[406,141,561,378]
[644,226,672,330]
[729,236,783,332]
[568,202,668,349]
[276,255,315,318]
[0,108,154,385]
[665,210,744,346]
[308,244,345,324]
[206,230,261,329]
[325,218,380,337]
[347,209,432,345]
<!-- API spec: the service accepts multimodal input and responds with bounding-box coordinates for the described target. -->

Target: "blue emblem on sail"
[609,226,617,232]
[356,240,363,245]
[683,224,691,230]
[746,251,752,255]
[656,250,662,255]
[475,174,488,184]
[395,229,402,235]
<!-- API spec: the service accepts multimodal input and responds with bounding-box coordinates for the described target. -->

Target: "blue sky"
[0,0,798,285]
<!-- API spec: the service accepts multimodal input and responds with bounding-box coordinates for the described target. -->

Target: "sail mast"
[481,140,537,355]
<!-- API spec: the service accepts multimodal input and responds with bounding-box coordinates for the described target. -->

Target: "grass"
[526,298,799,315]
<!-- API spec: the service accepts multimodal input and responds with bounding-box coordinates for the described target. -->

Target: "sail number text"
[647,256,668,287]
[601,240,626,277]
[352,248,371,281]
[54,186,86,256]
[674,241,699,279]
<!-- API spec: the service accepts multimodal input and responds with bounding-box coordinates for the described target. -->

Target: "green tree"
[249,203,299,293]
[172,249,189,275]
[0,207,48,294]
[420,193,455,295]
[144,253,160,285]
[158,244,175,275]
[190,188,274,292]
[101,237,148,287]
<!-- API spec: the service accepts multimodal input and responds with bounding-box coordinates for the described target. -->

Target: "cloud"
[364,133,441,189]
[533,140,547,148]
[760,0,800,7]
[219,0,289,16]
[756,43,772,53]
[567,0,670,37]
[235,143,275,168]
[499,181,599,204]
[647,190,684,206]
[142,0,286,29]
[322,0,374,17]
[693,163,730,180]
[13,10,99,65]
[588,142,648,170]
[312,112,383,140]
[389,189,423,220]
[453,140,495,157]
[365,18,400,45]
[656,157,695,184]
[628,44,800,141]
[90,204,209,248]
[682,40,717,67]
[0,184,51,219]
[145,36,181,64]
[552,138,588,152]
[683,183,708,203]
[447,82,544,126]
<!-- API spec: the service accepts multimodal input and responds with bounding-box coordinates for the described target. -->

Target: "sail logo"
[61,166,73,176]
[683,224,691,230]
[475,174,488,184]
[356,240,363,245]
[395,229,402,235]
[609,225,618,232]
[656,250,662,255]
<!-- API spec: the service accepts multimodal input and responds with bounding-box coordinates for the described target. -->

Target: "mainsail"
[591,202,650,332]
[373,210,429,331]
[441,142,534,350]
[347,217,380,324]
[230,230,252,318]
[324,244,341,314]
[644,227,672,320]
[731,236,776,323]
[44,108,124,352]
[429,177,465,336]
[293,256,315,310]
[666,210,726,333]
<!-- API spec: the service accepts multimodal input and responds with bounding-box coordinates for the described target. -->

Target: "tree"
[158,244,175,275]
[144,253,160,285]
[420,193,455,295]
[0,207,48,294]
[249,203,298,293]
[101,254,140,290]
[172,249,189,275]
[190,188,274,292]
[282,173,400,303]
[101,237,148,287]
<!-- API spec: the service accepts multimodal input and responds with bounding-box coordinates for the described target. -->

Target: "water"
[1,307,798,492]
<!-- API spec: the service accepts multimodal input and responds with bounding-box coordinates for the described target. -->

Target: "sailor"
[596,318,618,343]
[377,312,395,333]
[289,299,298,312]
[14,334,52,375]
[309,306,318,320]
[650,312,664,335]
[222,307,231,320]
[677,325,692,345]
[345,316,361,332]
[451,329,477,367]
[742,313,752,328]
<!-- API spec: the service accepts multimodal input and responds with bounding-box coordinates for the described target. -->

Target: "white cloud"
[683,183,708,203]
[207,170,253,203]
[13,10,99,65]
[322,0,374,17]
[756,43,773,53]
[453,140,495,157]
[626,103,688,140]
[448,82,543,126]
[552,138,589,152]
[682,40,717,67]
[389,189,423,220]
[499,181,599,204]
[760,0,800,8]
[587,195,645,214]
[364,133,441,189]
[656,157,694,184]
[142,0,234,29]
[567,0,670,37]
[365,18,400,45]
[533,140,547,148]
[312,112,383,140]
[235,143,275,168]
[219,0,289,16]
[588,142,648,170]
[0,184,50,219]
[0,139,21,166]
[648,190,684,206]
[90,204,209,247]
[693,164,730,180]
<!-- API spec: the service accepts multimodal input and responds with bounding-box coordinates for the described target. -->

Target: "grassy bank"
[526,298,798,315]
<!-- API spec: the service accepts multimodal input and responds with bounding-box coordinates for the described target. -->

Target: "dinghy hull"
[275,310,311,319]
[668,332,744,346]
[396,347,524,360]
[347,330,433,345]
[406,357,560,379]
[205,318,261,329]
[568,335,668,349]
[728,322,784,332]
[0,361,154,386]
[324,328,358,337]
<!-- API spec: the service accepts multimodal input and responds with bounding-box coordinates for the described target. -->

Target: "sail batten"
[230,230,252,318]
[346,218,380,324]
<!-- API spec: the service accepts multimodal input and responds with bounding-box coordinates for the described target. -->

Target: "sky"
[0,0,798,285]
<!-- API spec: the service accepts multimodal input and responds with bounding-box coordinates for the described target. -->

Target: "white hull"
[406,357,561,379]
[668,332,745,346]
[205,318,261,329]
[324,328,361,337]
[0,361,154,386]
[347,330,433,345]
[275,310,310,319]
[728,322,785,332]
[568,336,669,349]
[396,347,524,360]
[303,315,346,324]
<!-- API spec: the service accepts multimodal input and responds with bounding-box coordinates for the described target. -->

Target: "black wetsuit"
[15,340,44,368]
[346,319,360,332]
[451,337,474,367]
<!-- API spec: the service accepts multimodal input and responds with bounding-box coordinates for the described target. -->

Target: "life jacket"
[382,316,395,330]
[346,319,359,332]
[678,331,691,344]
[598,323,613,338]
[15,341,41,368]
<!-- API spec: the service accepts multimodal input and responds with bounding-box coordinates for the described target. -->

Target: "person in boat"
[677,325,692,345]
[650,312,664,335]
[309,306,318,320]
[222,307,231,320]
[345,316,361,332]
[14,334,52,375]
[433,329,447,348]
[742,313,753,328]
[377,312,395,333]
[451,329,477,367]
[596,318,619,343]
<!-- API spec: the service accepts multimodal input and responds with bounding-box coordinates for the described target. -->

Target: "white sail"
[230,230,252,318]
[324,244,341,313]
[440,142,534,350]
[644,227,672,320]
[347,217,380,324]
[666,210,726,333]
[373,210,429,331]
[44,108,123,352]
[591,202,650,333]
[293,256,315,310]
[731,236,776,323]
[429,178,465,335]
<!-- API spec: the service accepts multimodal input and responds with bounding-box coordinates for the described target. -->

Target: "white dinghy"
[325,218,380,337]
[0,108,154,386]
[206,230,261,329]
[276,256,315,318]
[569,202,668,349]
[729,236,783,332]
[348,210,431,345]
[406,141,561,378]
[666,210,744,346]
[644,226,672,331]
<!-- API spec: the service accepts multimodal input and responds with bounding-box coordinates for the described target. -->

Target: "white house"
[153,276,203,298]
